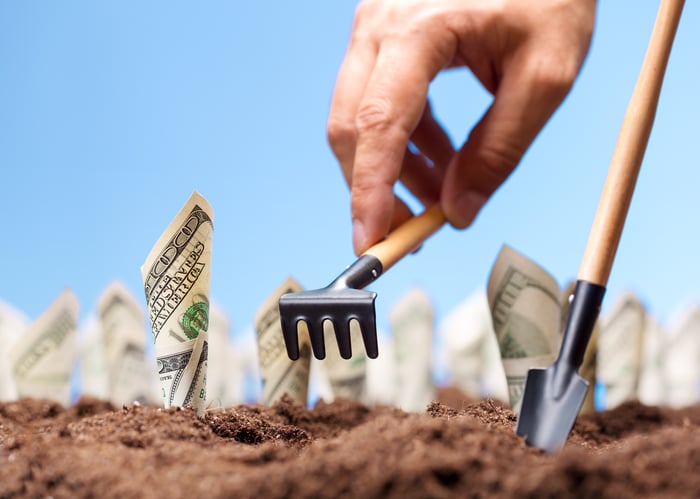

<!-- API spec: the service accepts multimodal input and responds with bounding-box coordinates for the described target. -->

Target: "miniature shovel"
[280,205,446,360]
[515,0,685,453]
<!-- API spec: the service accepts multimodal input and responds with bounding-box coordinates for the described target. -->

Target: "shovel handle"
[579,0,684,285]
[362,204,446,271]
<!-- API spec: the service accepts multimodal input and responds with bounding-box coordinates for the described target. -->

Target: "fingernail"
[352,219,366,255]
[451,191,487,228]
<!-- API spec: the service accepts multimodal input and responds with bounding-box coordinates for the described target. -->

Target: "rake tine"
[307,319,326,360]
[333,319,353,360]
[280,316,300,361]
[359,315,379,359]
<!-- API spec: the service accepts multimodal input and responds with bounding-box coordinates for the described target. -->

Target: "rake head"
[279,255,383,360]
[279,287,378,360]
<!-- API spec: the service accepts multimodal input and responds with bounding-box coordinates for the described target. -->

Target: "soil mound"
[1,392,698,498]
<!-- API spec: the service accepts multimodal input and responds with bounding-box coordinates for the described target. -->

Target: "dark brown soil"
[1,390,699,498]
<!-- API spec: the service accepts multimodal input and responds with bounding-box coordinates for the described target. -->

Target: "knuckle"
[531,58,578,97]
[352,168,388,193]
[474,140,523,185]
[326,116,356,152]
[353,0,377,27]
[355,96,395,135]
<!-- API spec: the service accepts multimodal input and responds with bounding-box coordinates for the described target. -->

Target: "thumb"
[441,54,576,228]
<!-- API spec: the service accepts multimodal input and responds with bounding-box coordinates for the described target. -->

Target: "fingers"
[351,36,454,253]
[410,101,455,171]
[441,50,576,228]
[327,32,378,186]
[398,104,455,208]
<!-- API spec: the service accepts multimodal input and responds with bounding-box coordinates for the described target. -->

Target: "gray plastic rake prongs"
[332,318,353,360]
[280,316,302,361]
[278,255,382,361]
[358,314,378,359]
[306,318,326,360]
[279,205,449,362]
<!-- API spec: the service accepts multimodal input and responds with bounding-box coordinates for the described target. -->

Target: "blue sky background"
[1,1,698,352]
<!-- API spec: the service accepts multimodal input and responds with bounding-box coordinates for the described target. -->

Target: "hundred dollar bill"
[254,277,310,406]
[98,281,160,406]
[364,332,395,404]
[316,319,368,403]
[478,299,509,403]
[487,245,561,413]
[637,315,666,406]
[8,289,79,406]
[441,291,508,401]
[597,291,645,409]
[440,294,482,399]
[390,287,434,411]
[0,300,29,401]
[79,313,109,399]
[207,302,243,407]
[141,191,213,415]
[663,305,700,408]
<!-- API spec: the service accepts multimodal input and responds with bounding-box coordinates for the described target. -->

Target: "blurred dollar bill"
[79,313,109,399]
[207,302,243,407]
[598,291,645,409]
[638,314,666,406]
[663,305,700,407]
[0,300,29,401]
[141,191,213,415]
[364,332,395,405]
[440,291,508,403]
[316,319,368,403]
[389,288,434,411]
[98,281,160,406]
[487,245,562,413]
[254,277,310,406]
[8,289,79,406]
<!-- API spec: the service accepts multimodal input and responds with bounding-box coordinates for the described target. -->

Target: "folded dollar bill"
[487,245,563,413]
[316,317,368,404]
[390,287,434,412]
[98,281,160,406]
[638,314,666,406]
[254,276,311,406]
[0,300,30,401]
[207,302,243,407]
[598,291,645,409]
[9,289,79,406]
[79,313,109,399]
[141,191,213,415]
[441,290,508,402]
[663,305,700,407]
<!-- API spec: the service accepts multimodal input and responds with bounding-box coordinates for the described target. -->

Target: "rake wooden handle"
[363,204,446,271]
[578,0,684,285]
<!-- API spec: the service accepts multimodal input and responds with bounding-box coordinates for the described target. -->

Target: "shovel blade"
[515,366,589,454]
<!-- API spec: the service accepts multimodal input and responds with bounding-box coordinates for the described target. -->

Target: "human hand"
[327,0,597,255]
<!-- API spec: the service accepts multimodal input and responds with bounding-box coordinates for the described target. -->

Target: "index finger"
[351,35,454,253]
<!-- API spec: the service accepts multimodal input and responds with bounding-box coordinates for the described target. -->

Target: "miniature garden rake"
[516,0,685,454]
[279,205,446,360]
